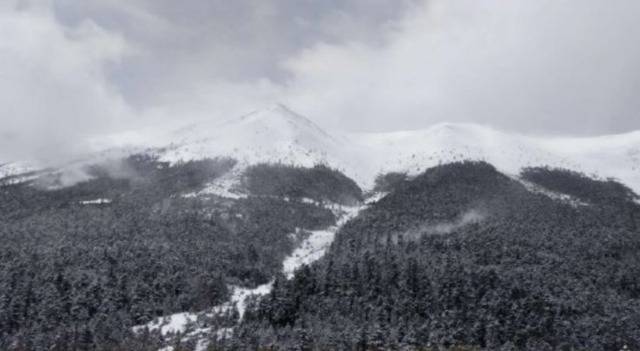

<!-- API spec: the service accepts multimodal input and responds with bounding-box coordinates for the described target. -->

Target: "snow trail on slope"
[282,229,334,279]
[282,205,362,279]
[223,204,364,320]
[134,200,369,351]
[191,203,366,351]
[513,176,590,207]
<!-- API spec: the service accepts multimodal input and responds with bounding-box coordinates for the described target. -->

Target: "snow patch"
[79,198,112,205]
[515,177,589,207]
[0,161,36,178]
[365,192,388,205]
[282,204,364,278]
[229,282,273,319]
[133,311,198,335]
[283,228,335,279]
[0,162,40,185]
[0,173,40,185]
[183,164,247,199]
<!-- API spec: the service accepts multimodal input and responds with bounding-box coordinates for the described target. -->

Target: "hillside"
[2,154,640,350]
[0,156,361,350]
[233,162,640,350]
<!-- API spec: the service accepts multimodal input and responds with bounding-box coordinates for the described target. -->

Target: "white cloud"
[0,1,132,163]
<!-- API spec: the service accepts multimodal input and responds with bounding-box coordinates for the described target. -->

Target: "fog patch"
[405,209,486,240]
[86,157,141,180]
[32,157,140,190]
[33,165,94,190]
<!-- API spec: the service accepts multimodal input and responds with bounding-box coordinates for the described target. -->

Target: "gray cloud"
[1,0,640,164]
[283,0,640,135]
[52,0,417,106]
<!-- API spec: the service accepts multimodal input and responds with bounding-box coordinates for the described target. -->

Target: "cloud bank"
[283,0,640,134]
[2,0,640,164]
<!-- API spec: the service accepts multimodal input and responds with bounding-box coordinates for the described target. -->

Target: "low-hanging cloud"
[405,209,486,240]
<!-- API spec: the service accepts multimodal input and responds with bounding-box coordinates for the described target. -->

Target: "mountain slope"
[0,157,359,350]
[233,161,640,350]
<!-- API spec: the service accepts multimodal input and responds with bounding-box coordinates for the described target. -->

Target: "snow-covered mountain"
[3,103,640,193]
[4,104,640,351]
[160,104,348,168]
[352,123,640,191]
[151,104,640,192]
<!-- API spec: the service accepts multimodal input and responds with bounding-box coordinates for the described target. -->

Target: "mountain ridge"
[158,104,640,192]
[2,104,640,193]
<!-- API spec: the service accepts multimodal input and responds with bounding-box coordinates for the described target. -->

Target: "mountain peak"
[234,103,334,141]
[158,103,344,170]
[242,103,293,118]
[241,103,314,125]
[266,102,295,114]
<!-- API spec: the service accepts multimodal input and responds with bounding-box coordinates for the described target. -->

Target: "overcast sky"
[2,0,640,162]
